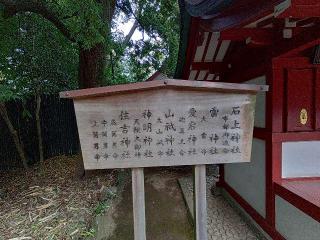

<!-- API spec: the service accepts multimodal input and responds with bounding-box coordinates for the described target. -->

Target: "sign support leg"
[132,168,146,240]
[194,165,208,240]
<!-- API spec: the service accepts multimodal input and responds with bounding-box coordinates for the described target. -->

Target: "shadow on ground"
[100,169,194,240]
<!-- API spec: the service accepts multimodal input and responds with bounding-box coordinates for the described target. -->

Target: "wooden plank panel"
[73,89,256,169]
[132,168,146,240]
[286,69,314,132]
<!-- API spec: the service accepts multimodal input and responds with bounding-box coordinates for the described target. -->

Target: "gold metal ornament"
[300,108,308,125]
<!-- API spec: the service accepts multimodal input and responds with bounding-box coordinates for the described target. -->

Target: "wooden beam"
[296,18,319,27]
[274,182,320,223]
[272,57,317,69]
[183,17,201,79]
[272,23,320,57]
[132,168,146,240]
[194,165,208,240]
[272,131,320,142]
[280,7,320,18]
[220,28,273,45]
[191,62,229,73]
[256,17,274,28]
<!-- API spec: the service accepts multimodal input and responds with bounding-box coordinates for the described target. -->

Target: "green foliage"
[80,227,96,238]
[0,82,16,102]
[133,0,180,77]
[110,0,180,83]
[0,11,78,101]
[94,201,109,215]
[47,0,107,48]
[0,0,180,92]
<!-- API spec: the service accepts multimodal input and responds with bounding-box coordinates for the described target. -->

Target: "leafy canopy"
[110,0,180,83]
[0,11,78,102]
[0,0,180,100]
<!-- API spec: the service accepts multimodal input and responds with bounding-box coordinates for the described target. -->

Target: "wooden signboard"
[60,79,268,240]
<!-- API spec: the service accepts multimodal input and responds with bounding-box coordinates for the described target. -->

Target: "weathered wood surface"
[194,165,208,240]
[132,168,146,240]
[74,88,256,169]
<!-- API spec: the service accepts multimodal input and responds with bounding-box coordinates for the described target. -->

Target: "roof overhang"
[175,0,320,82]
[60,79,268,100]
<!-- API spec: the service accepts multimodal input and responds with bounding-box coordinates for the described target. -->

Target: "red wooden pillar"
[316,69,320,130]
[265,61,284,226]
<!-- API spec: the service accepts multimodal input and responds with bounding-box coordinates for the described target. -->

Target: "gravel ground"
[179,175,262,240]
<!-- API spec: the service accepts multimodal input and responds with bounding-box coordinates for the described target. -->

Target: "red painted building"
[174,1,320,239]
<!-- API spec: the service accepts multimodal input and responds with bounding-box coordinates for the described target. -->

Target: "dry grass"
[0,155,116,240]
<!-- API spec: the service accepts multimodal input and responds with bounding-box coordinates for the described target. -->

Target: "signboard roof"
[60,79,268,100]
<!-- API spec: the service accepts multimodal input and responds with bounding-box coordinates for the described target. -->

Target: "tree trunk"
[0,102,29,170]
[78,42,106,89]
[35,93,44,164]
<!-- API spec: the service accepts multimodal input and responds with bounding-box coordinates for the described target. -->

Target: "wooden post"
[132,168,146,240]
[194,165,208,240]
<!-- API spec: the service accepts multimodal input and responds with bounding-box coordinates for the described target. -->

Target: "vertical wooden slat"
[194,165,208,240]
[132,168,146,240]
[0,94,81,170]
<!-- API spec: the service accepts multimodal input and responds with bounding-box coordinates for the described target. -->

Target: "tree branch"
[123,19,138,45]
[116,1,145,32]
[0,0,76,43]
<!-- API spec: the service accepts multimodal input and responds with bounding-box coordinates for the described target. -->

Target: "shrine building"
[171,1,320,239]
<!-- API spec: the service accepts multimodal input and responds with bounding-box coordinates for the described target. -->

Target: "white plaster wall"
[282,141,320,178]
[245,76,266,128]
[224,138,266,217]
[276,196,320,240]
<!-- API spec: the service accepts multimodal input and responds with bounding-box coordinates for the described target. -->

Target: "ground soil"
[0,155,115,240]
[105,168,194,240]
